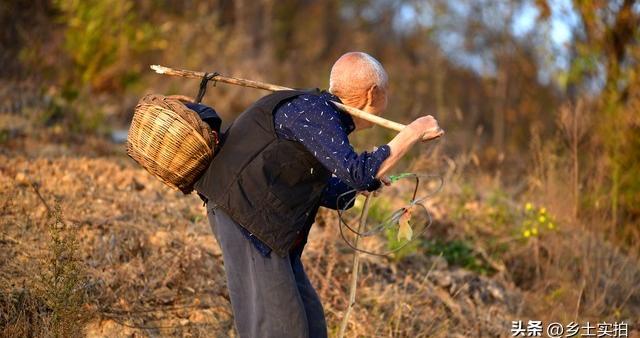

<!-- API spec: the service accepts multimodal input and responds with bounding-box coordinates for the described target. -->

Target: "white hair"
[361,53,388,87]
[329,52,388,94]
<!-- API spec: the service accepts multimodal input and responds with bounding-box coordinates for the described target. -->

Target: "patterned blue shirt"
[237,91,391,256]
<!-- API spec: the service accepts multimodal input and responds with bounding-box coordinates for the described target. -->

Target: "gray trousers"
[207,206,328,338]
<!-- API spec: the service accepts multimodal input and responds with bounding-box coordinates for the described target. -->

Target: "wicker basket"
[127,94,217,194]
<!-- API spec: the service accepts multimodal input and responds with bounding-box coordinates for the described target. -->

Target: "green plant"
[385,222,420,261]
[485,188,515,229]
[41,0,160,133]
[369,198,393,223]
[351,195,421,261]
[54,0,157,89]
[423,239,495,275]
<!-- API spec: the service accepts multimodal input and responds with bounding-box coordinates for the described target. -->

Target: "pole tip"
[150,65,166,74]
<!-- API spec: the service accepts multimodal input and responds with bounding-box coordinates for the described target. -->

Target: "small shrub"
[486,188,516,229]
[423,239,495,275]
[37,205,90,337]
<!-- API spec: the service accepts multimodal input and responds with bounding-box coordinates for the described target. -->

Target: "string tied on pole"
[195,72,220,103]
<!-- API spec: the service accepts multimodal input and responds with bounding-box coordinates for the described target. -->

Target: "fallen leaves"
[397,205,414,242]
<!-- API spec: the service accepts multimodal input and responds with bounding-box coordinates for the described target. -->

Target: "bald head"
[329,52,388,122]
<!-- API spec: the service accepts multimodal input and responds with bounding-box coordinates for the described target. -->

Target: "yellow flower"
[547,222,555,229]
[539,207,547,214]
[532,227,538,236]
[523,229,531,238]
[538,215,546,223]
[525,202,533,211]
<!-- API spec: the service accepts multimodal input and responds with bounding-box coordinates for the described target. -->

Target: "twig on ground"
[338,194,373,338]
[30,182,52,215]
[0,232,20,245]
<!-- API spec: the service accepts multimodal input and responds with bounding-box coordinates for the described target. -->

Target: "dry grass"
[518,110,640,324]
[1,133,233,337]
[0,129,638,337]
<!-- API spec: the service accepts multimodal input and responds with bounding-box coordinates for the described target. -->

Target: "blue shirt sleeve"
[275,94,391,192]
[320,175,384,210]
[320,176,356,210]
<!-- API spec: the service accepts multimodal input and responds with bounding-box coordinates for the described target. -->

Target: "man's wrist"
[404,124,424,142]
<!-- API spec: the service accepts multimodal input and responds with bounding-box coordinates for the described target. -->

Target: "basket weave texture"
[127,94,216,194]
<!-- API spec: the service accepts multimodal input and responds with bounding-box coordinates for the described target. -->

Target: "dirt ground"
[0,129,559,337]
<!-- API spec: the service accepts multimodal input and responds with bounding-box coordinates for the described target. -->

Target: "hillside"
[2,118,639,337]
[0,128,536,337]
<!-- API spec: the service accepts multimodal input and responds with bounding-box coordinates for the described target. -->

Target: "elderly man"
[194,52,441,338]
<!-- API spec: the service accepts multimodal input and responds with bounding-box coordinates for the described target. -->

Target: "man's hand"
[358,175,391,196]
[375,116,444,178]
[407,115,444,142]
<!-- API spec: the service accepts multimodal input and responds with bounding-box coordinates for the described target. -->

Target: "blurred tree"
[567,0,638,226]
[0,0,589,182]
[53,0,159,93]
[531,0,639,242]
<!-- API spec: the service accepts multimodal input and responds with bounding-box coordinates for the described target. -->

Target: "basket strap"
[195,71,220,103]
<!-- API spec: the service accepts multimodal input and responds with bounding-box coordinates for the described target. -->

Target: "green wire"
[388,173,414,183]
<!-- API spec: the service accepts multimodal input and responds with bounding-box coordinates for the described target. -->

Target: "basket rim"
[133,102,214,155]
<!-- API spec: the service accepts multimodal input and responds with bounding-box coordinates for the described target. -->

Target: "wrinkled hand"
[408,115,444,142]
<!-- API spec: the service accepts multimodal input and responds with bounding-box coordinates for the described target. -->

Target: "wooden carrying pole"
[151,65,443,141]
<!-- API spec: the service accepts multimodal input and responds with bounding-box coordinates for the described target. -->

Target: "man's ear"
[366,84,379,108]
